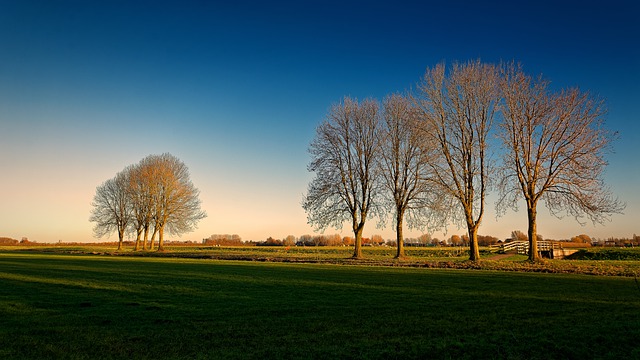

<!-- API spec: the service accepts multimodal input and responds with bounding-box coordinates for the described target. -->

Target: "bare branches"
[141,153,206,251]
[89,169,133,250]
[378,94,445,258]
[90,153,206,251]
[303,60,622,261]
[303,97,382,258]
[413,60,500,261]
[498,62,624,260]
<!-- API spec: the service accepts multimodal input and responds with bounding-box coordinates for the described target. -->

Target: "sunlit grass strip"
[4,246,640,277]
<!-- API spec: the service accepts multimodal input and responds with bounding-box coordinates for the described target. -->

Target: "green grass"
[1,252,639,359]
[0,245,472,260]
[5,245,640,276]
[567,247,640,261]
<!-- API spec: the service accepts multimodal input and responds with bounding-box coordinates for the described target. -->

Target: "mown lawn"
[6,245,640,276]
[1,252,639,359]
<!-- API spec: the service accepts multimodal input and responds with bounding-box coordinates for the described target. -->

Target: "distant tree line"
[597,235,640,247]
[203,234,243,246]
[90,153,206,251]
[0,237,34,245]
[0,237,19,245]
[216,233,500,248]
[304,60,624,261]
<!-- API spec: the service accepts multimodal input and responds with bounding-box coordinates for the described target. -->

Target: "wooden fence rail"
[498,240,560,255]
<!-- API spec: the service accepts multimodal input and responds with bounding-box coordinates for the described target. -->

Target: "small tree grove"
[90,153,206,251]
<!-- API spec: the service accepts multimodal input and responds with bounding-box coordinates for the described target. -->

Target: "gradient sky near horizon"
[1,0,639,243]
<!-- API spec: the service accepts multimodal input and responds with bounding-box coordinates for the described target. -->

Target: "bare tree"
[510,230,528,242]
[127,162,156,251]
[92,153,206,252]
[140,158,159,251]
[89,170,132,250]
[414,61,500,261]
[378,94,443,258]
[143,153,207,251]
[497,63,624,261]
[303,97,382,258]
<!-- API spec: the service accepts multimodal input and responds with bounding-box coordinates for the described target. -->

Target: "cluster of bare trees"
[304,60,624,261]
[90,153,206,251]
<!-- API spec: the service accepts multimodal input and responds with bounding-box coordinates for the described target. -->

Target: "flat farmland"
[1,250,639,359]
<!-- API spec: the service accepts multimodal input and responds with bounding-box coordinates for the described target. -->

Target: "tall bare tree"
[89,170,132,250]
[497,63,624,261]
[378,94,443,258]
[414,61,500,261]
[134,156,164,250]
[127,163,156,251]
[303,97,382,259]
[143,153,207,251]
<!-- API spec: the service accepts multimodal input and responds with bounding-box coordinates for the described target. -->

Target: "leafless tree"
[89,170,132,250]
[414,61,500,261]
[143,153,207,251]
[497,63,624,261]
[510,230,528,242]
[92,153,206,252]
[127,162,156,251]
[378,94,444,258]
[303,97,382,258]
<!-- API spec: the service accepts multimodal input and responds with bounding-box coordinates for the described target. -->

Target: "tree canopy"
[90,153,206,251]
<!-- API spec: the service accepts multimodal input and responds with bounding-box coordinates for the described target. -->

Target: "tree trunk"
[468,225,480,261]
[142,226,149,251]
[149,228,157,251]
[395,210,405,258]
[117,228,124,251]
[157,226,165,252]
[527,204,540,262]
[134,229,142,251]
[352,220,363,259]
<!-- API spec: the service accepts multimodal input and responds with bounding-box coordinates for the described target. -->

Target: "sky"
[1,0,639,243]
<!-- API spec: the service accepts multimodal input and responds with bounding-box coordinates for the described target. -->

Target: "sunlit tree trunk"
[395,211,404,258]
[134,228,142,251]
[158,226,165,251]
[117,228,125,251]
[467,224,480,261]
[527,203,540,261]
[149,228,157,251]
[353,221,364,259]
[142,226,149,250]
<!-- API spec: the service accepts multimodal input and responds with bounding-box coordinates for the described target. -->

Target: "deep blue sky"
[1,0,638,242]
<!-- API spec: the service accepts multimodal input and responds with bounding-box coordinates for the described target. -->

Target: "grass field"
[5,245,640,276]
[1,250,640,359]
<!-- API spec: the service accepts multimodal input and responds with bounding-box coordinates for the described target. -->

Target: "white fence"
[499,240,559,255]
